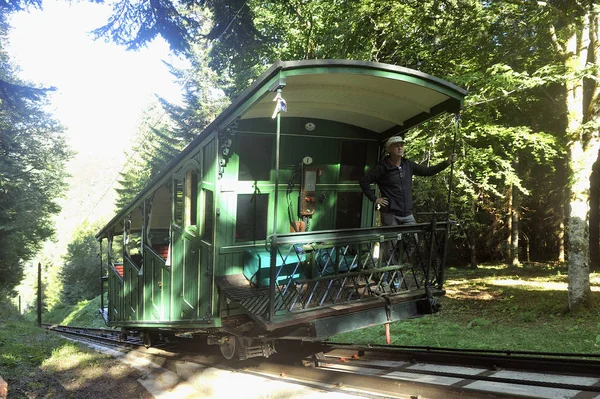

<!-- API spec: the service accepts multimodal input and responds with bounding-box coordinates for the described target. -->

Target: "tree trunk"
[511,187,520,267]
[558,186,566,263]
[507,183,513,264]
[563,12,596,310]
[510,155,520,266]
[465,230,478,269]
[466,199,478,269]
[590,157,600,271]
[567,141,594,308]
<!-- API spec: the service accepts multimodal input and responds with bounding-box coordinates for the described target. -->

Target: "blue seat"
[243,248,306,287]
[313,248,358,276]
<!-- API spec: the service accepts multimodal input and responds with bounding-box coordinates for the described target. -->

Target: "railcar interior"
[96,60,467,359]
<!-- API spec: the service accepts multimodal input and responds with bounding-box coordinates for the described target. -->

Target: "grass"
[24,294,109,328]
[4,262,598,397]
[0,301,148,398]
[331,263,600,354]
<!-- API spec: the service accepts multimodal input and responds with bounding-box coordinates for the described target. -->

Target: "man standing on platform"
[360,135,457,228]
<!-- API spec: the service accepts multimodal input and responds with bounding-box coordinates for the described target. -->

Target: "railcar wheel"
[142,331,154,348]
[219,335,238,360]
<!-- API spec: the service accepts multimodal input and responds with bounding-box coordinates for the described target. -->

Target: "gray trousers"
[381,213,416,266]
[381,213,416,226]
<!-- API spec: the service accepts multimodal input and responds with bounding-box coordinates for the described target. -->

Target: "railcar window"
[238,134,273,181]
[236,193,268,241]
[109,237,124,264]
[335,191,363,229]
[339,141,367,181]
[174,178,184,226]
[126,232,143,264]
[146,184,171,248]
[185,170,198,226]
[202,189,214,243]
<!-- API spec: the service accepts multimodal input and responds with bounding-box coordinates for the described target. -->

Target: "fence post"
[37,262,42,327]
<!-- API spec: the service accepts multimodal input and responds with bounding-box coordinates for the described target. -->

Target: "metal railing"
[264,217,451,321]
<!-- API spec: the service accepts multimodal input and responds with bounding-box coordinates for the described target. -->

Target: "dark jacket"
[359,156,450,217]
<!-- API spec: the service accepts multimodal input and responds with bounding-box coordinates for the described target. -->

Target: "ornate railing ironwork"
[262,215,452,321]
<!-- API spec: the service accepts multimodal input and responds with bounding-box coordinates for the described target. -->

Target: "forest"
[1,0,599,314]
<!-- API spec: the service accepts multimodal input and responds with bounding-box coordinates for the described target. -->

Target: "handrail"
[144,244,168,262]
[253,224,449,319]
[266,221,453,249]
[123,255,141,273]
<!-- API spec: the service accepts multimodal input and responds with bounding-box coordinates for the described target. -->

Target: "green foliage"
[0,13,73,295]
[227,0,566,264]
[40,295,108,329]
[93,0,575,268]
[115,36,228,208]
[92,0,205,54]
[114,101,179,208]
[61,222,106,304]
[105,0,569,267]
[24,254,65,313]
[0,0,41,13]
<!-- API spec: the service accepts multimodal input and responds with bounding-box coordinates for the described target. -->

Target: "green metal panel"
[143,250,171,322]
[223,126,378,237]
[143,249,167,321]
[200,138,217,320]
[198,238,212,319]
[108,268,122,324]
[123,265,132,320]
[308,190,334,230]
[164,138,218,324]
[213,117,383,291]
[161,262,171,320]
[170,226,186,321]
[183,239,200,319]
[216,192,240,276]
[237,117,378,140]
[215,186,255,260]
[123,259,139,321]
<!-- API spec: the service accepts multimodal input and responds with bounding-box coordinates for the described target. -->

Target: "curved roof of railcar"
[96,59,467,239]
[239,60,466,134]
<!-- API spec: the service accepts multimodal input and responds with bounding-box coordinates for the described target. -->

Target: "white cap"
[385,136,404,150]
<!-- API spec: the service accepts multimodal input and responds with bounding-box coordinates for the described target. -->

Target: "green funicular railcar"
[96,60,467,360]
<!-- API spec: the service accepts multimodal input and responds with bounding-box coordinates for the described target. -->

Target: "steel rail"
[322,342,600,377]
[44,325,600,398]
[316,355,600,393]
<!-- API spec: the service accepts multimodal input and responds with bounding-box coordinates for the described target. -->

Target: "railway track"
[44,324,600,399]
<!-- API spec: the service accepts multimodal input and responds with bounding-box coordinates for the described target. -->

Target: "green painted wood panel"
[109,116,386,327]
[142,248,167,321]
[170,226,185,321]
